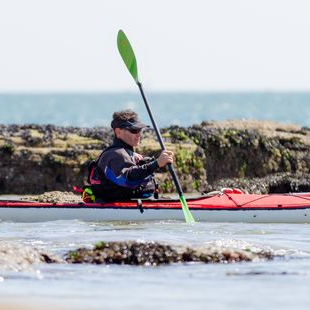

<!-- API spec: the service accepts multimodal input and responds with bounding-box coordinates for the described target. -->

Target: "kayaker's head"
[111,110,149,147]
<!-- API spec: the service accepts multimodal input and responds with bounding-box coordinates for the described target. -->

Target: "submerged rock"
[65,241,275,266]
[0,242,61,271]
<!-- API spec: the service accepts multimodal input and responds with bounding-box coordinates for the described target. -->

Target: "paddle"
[117,29,195,223]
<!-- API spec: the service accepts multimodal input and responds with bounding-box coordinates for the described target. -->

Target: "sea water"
[1,92,310,128]
[1,92,310,309]
[0,220,310,310]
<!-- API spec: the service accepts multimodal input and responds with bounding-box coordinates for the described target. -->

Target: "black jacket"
[89,138,159,201]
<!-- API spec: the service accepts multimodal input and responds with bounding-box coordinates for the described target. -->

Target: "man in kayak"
[85,109,174,202]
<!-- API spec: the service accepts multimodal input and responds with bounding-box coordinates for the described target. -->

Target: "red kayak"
[1,190,310,223]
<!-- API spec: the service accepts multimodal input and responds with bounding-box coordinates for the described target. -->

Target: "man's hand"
[156,150,174,168]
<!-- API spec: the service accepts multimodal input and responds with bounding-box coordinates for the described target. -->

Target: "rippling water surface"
[1,220,310,310]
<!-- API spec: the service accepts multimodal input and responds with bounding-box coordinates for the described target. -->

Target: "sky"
[0,0,310,92]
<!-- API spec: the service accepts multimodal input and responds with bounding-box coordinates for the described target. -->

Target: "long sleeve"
[99,148,158,188]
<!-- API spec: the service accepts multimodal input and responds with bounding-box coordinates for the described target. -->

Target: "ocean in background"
[1,92,310,127]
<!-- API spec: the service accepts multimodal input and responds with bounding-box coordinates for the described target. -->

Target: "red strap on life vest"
[72,186,84,193]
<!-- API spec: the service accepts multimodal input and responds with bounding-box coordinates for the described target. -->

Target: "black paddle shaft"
[137,82,184,197]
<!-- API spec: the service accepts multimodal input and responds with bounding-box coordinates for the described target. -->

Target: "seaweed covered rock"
[65,240,274,266]
[185,121,310,184]
[0,125,113,194]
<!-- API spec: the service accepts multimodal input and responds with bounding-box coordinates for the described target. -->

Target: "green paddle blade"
[117,30,140,83]
[180,195,195,223]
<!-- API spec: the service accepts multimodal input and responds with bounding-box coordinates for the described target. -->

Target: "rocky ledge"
[1,120,310,195]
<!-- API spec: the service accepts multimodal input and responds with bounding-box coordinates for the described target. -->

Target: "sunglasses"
[125,128,143,134]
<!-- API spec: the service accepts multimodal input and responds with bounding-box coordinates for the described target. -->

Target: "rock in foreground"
[65,241,274,266]
[0,240,276,270]
[0,242,61,271]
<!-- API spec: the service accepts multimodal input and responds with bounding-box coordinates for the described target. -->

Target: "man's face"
[115,127,142,147]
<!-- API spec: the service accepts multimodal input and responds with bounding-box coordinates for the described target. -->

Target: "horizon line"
[1,89,310,95]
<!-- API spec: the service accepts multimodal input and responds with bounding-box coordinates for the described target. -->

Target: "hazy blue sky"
[0,0,309,92]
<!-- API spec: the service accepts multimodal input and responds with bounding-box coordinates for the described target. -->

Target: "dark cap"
[111,117,149,130]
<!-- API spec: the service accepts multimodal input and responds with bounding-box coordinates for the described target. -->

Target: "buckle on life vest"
[82,187,96,203]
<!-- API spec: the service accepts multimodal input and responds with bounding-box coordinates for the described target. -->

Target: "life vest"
[83,140,158,202]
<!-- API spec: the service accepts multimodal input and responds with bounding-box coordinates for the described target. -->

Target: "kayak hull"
[0,207,309,223]
[1,193,310,223]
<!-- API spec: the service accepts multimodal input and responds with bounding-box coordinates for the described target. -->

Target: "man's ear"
[114,128,121,138]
